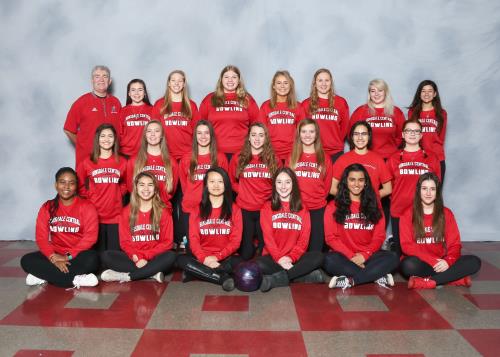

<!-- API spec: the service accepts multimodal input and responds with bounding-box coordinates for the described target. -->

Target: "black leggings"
[95,223,120,251]
[323,250,400,285]
[176,253,242,278]
[440,160,446,184]
[20,250,99,288]
[255,252,324,280]
[239,209,264,260]
[172,184,184,244]
[400,255,481,285]
[100,250,176,281]
[309,207,326,252]
[390,216,401,256]
[179,209,190,247]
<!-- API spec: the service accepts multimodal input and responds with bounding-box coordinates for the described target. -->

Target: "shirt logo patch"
[91,107,98,112]
[111,106,118,113]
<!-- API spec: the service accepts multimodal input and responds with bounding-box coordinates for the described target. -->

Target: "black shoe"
[293,269,329,283]
[222,276,235,292]
[260,270,289,292]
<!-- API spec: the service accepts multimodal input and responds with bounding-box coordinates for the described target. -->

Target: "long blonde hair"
[270,70,298,109]
[129,172,166,233]
[133,120,173,193]
[289,119,326,175]
[211,65,249,108]
[308,68,335,115]
[236,123,279,178]
[367,78,394,116]
[160,70,193,119]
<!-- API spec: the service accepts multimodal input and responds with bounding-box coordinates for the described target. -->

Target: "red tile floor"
[1,241,499,356]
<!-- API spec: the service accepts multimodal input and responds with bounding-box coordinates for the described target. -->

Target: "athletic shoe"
[222,277,235,292]
[72,274,99,288]
[100,269,130,283]
[447,276,472,287]
[408,276,436,289]
[150,272,165,283]
[328,275,353,291]
[26,274,46,286]
[375,273,395,288]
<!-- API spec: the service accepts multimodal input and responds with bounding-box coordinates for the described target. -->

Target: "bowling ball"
[233,261,262,292]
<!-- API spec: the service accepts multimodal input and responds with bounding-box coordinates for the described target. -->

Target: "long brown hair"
[133,120,173,193]
[160,70,193,119]
[408,79,445,134]
[236,123,278,178]
[189,120,219,182]
[289,119,326,175]
[211,65,249,108]
[412,172,445,243]
[129,172,166,233]
[308,68,335,115]
[271,167,302,212]
[91,123,120,163]
[270,70,298,109]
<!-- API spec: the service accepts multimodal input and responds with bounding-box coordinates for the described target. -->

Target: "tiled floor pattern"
[0,241,499,356]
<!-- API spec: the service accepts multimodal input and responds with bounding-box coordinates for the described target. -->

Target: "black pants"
[400,255,481,285]
[100,250,176,281]
[308,207,326,252]
[255,252,324,280]
[95,223,120,251]
[179,209,190,247]
[382,196,390,230]
[323,250,400,285]
[172,184,185,244]
[176,253,242,276]
[239,209,264,260]
[20,250,99,288]
[330,151,344,164]
[390,216,401,256]
[440,160,446,184]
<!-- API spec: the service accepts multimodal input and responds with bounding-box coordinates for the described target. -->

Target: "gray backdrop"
[1,0,499,241]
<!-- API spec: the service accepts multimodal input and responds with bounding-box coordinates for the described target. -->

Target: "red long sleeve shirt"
[260,201,310,262]
[151,99,200,160]
[76,156,127,223]
[259,100,305,160]
[324,200,386,260]
[118,205,173,261]
[408,108,448,161]
[287,152,333,210]
[302,96,350,156]
[332,150,392,198]
[35,197,98,259]
[126,153,179,210]
[179,152,229,213]
[229,153,273,211]
[400,208,461,267]
[189,204,242,262]
[350,104,405,160]
[199,92,259,154]
[386,149,441,218]
[119,104,152,157]
[64,92,121,165]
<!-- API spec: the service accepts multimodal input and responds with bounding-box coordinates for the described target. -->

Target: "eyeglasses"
[403,129,422,135]
[352,132,369,137]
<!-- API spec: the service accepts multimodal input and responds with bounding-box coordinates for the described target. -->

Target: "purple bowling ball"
[233,261,262,292]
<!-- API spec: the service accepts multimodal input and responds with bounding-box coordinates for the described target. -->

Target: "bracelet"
[66,252,73,261]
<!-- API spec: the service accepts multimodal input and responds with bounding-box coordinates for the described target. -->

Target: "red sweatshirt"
[35,197,98,259]
[76,156,127,223]
[332,150,392,197]
[189,204,242,262]
[259,100,305,160]
[64,92,121,164]
[151,98,200,160]
[408,108,448,161]
[118,205,173,261]
[260,201,310,262]
[302,96,350,156]
[400,208,461,267]
[229,153,273,211]
[386,149,441,218]
[126,153,179,210]
[119,104,152,157]
[324,200,385,260]
[287,152,333,210]
[350,104,405,160]
[199,92,259,154]
[179,152,229,213]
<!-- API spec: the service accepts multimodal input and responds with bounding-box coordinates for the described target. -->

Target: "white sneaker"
[26,274,46,286]
[100,269,130,282]
[150,272,165,283]
[71,274,99,288]
[328,275,353,291]
[375,273,394,289]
